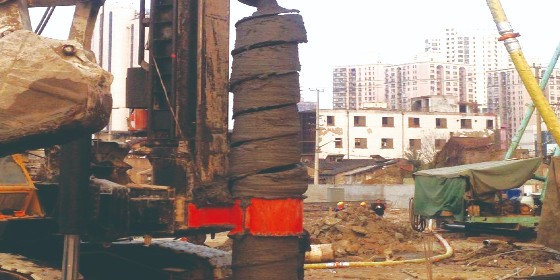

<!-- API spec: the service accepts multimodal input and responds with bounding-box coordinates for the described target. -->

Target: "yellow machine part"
[486,0,560,145]
[0,155,45,218]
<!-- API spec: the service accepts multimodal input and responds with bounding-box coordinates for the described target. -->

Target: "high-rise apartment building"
[487,66,560,150]
[333,61,475,111]
[384,61,475,110]
[425,28,512,108]
[332,64,386,109]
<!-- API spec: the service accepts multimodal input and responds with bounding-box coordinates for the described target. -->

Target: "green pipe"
[541,148,560,202]
[505,42,560,159]
[532,174,547,182]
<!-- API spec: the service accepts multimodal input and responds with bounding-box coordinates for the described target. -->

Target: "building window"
[382,117,394,127]
[409,139,421,151]
[327,116,335,126]
[436,118,447,128]
[435,139,446,150]
[408,117,420,128]
[355,138,368,149]
[381,138,393,149]
[486,119,494,129]
[335,138,342,148]
[461,119,472,129]
[354,116,366,127]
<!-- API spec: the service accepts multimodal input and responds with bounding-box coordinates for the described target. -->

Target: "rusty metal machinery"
[0,0,310,278]
[0,0,229,278]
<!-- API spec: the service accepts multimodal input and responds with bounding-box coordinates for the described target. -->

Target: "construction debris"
[306,204,422,260]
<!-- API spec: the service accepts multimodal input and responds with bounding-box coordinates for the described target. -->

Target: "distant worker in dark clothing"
[371,199,386,217]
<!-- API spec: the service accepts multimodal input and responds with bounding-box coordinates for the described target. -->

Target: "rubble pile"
[306,204,423,259]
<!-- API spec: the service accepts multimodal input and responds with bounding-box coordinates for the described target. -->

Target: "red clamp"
[498,32,520,41]
[186,197,304,236]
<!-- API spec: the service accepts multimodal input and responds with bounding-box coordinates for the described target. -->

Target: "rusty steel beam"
[174,0,231,218]
[193,0,230,192]
[68,0,103,48]
[27,0,76,7]
[0,0,32,32]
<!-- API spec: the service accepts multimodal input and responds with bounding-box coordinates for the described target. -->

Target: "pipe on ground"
[483,239,508,247]
[304,233,453,269]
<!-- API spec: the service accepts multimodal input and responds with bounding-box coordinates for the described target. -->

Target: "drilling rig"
[0,0,308,279]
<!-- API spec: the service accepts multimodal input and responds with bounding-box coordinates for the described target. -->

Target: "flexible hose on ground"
[303,233,453,269]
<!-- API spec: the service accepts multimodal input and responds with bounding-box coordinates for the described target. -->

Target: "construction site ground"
[2,202,559,279]
[205,202,560,280]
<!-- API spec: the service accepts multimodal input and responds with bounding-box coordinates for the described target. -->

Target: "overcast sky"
[31,0,560,108]
[232,0,560,106]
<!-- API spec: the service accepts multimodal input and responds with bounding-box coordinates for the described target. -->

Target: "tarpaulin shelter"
[413,158,541,221]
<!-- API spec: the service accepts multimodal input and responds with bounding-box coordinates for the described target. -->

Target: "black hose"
[35,7,56,35]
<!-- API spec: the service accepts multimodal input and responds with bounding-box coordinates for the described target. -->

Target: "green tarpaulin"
[413,158,542,221]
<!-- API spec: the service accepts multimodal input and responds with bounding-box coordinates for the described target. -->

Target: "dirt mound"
[305,204,423,260]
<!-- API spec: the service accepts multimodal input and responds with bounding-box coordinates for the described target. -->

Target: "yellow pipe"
[486,0,560,146]
[304,233,453,269]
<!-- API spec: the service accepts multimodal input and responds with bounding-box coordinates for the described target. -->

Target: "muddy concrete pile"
[306,205,422,260]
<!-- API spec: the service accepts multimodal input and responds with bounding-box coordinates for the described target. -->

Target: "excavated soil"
[306,203,424,261]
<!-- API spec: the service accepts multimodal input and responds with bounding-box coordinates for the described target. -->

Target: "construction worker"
[371,199,386,217]
[360,201,367,209]
[335,201,345,212]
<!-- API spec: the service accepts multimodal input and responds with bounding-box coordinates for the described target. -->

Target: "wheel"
[409,198,426,232]
[186,233,207,245]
